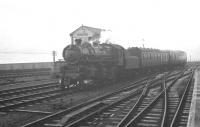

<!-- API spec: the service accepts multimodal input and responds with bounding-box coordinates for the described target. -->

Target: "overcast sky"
[0,0,200,61]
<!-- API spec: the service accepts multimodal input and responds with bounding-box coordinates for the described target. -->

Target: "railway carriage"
[125,48,169,69]
[169,51,187,65]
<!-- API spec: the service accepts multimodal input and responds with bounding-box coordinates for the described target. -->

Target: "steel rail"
[161,75,167,127]
[170,71,194,127]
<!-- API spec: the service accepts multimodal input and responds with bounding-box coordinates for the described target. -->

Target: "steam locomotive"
[55,39,187,88]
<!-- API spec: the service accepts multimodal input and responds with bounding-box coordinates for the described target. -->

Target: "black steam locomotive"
[55,40,187,88]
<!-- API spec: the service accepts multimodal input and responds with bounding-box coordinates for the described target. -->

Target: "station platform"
[187,69,200,127]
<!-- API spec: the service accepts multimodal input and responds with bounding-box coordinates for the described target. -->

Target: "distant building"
[70,25,104,45]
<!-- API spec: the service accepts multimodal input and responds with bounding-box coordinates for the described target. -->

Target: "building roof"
[70,25,105,37]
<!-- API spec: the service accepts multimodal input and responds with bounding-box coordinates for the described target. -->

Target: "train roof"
[127,47,168,52]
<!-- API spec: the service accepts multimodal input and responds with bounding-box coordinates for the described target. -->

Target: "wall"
[0,62,53,70]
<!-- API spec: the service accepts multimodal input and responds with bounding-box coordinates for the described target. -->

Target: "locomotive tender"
[57,39,187,88]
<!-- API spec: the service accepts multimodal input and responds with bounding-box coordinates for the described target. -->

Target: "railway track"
[117,69,194,127]
[0,76,150,113]
[0,76,147,113]
[0,69,51,86]
[67,80,163,127]
[169,71,194,127]
[0,81,58,98]
[0,76,53,86]
[0,81,60,112]
[21,70,182,127]
[65,71,186,127]
[0,69,50,79]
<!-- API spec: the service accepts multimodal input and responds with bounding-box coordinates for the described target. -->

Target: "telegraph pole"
[52,51,56,63]
[52,51,56,72]
[142,38,145,48]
